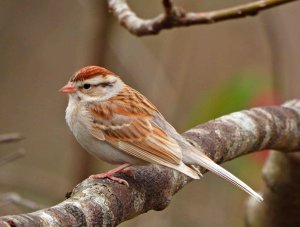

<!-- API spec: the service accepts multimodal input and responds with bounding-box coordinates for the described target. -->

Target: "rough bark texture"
[108,0,299,36]
[245,100,300,227]
[1,100,300,226]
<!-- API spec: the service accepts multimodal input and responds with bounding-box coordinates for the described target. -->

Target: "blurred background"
[1,0,300,226]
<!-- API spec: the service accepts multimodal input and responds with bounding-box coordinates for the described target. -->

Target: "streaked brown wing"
[91,114,182,165]
[87,87,182,165]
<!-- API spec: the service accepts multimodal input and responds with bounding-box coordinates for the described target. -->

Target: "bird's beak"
[59,82,76,93]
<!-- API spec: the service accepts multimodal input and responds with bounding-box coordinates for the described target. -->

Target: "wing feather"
[90,117,182,165]
[115,141,200,179]
[87,87,183,165]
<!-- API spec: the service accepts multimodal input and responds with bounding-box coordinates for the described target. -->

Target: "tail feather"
[175,162,202,179]
[191,152,263,202]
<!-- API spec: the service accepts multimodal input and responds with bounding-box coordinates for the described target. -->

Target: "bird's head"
[59,66,124,102]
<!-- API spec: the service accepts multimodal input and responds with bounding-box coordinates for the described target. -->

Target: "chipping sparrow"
[60,66,262,202]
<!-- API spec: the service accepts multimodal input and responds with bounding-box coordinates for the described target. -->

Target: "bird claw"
[119,168,134,177]
[88,164,131,186]
[89,173,129,187]
[109,176,129,187]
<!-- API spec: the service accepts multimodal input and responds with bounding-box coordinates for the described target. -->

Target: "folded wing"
[86,87,200,179]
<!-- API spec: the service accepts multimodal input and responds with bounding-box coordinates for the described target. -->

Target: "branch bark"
[1,100,300,226]
[245,99,300,226]
[107,0,299,36]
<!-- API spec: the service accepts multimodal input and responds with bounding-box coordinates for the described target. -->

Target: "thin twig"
[0,133,24,144]
[0,149,26,167]
[0,193,44,210]
[162,0,174,15]
[108,0,299,36]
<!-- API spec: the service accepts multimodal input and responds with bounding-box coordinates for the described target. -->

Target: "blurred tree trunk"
[71,0,113,183]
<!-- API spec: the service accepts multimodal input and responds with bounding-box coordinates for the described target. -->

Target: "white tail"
[191,152,263,202]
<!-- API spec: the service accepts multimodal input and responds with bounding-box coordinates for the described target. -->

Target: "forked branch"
[108,0,299,36]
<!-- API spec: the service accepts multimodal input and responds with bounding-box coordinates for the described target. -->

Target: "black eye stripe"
[100,82,112,87]
[98,80,116,87]
[80,80,116,89]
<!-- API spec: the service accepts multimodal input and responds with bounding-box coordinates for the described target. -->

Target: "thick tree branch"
[107,0,299,36]
[1,100,300,226]
[245,100,300,226]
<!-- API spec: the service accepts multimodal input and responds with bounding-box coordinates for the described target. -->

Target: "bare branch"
[0,149,26,167]
[162,0,174,15]
[0,133,24,144]
[1,100,300,226]
[108,0,299,36]
[245,99,300,226]
[0,193,44,210]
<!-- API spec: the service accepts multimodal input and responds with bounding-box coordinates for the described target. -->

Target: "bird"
[60,66,263,202]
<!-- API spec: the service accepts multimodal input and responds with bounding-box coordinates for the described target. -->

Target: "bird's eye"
[83,84,91,89]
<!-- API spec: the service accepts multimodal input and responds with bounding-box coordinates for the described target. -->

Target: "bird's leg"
[89,163,132,186]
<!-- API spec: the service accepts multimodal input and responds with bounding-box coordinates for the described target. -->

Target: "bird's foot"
[89,173,129,186]
[88,163,132,186]
[119,168,134,177]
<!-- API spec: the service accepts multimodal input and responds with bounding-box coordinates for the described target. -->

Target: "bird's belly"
[71,121,141,165]
[86,139,140,164]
